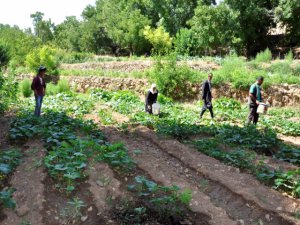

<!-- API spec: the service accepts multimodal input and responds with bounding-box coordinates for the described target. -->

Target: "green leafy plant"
[20,79,32,97]
[57,78,70,93]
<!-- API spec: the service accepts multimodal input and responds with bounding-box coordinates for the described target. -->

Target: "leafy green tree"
[25,45,59,75]
[54,16,81,51]
[188,3,240,55]
[0,24,41,65]
[174,28,194,56]
[79,4,113,54]
[143,26,173,55]
[98,0,151,55]
[30,11,55,43]
[275,0,300,44]
[225,0,278,56]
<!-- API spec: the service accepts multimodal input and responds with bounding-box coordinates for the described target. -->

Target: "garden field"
[0,85,299,225]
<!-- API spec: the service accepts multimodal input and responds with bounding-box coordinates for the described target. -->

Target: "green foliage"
[25,45,59,75]
[174,28,194,56]
[20,79,32,98]
[0,72,18,114]
[255,48,272,63]
[95,143,136,172]
[0,43,10,68]
[46,83,59,95]
[149,57,202,99]
[143,26,173,55]
[128,176,191,219]
[56,50,94,64]
[57,79,70,93]
[285,50,294,61]
[189,3,240,54]
[0,189,16,209]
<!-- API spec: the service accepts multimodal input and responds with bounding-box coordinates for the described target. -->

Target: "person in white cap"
[145,83,158,114]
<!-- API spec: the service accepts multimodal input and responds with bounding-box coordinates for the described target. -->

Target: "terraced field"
[0,89,299,225]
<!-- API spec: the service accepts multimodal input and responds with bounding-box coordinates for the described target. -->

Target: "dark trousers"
[34,95,43,117]
[248,105,259,125]
[200,101,213,118]
[145,102,153,114]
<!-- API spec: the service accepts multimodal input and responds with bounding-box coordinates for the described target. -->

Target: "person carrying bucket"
[145,83,158,114]
[248,76,264,125]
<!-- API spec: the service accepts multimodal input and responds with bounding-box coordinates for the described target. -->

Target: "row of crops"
[0,88,299,222]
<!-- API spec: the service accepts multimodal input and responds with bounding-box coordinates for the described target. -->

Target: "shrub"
[293,63,300,76]
[174,28,194,56]
[149,57,203,100]
[143,26,173,55]
[255,48,272,63]
[268,61,293,76]
[20,79,32,97]
[57,79,70,93]
[25,45,59,75]
[56,50,94,64]
[0,72,18,114]
[0,43,10,68]
[285,50,293,62]
[46,83,59,95]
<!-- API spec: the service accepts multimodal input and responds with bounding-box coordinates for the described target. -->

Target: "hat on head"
[38,66,47,73]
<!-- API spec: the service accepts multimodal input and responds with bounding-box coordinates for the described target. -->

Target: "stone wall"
[64,76,300,107]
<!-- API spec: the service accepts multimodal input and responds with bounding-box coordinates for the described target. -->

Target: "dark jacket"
[202,80,212,102]
[145,90,158,105]
[31,76,46,96]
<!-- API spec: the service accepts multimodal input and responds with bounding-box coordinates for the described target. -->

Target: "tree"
[143,26,173,55]
[225,0,278,56]
[54,16,81,51]
[98,0,151,55]
[30,11,55,43]
[188,3,240,55]
[275,0,300,44]
[0,24,41,65]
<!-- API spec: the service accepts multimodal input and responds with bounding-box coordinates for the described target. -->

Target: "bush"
[143,26,173,55]
[293,63,300,76]
[255,48,272,63]
[149,57,203,100]
[20,79,32,97]
[174,28,194,56]
[285,50,293,62]
[25,45,59,75]
[268,61,293,76]
[0,43,10,68]
[46,83,59,95]
[0,72,18,114]
[57,79,70,93]
[56,50,94,64]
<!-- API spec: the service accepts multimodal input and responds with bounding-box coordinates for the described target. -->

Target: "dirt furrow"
[87,162,126,224]
[2,140,47,225]
[103,127,237,225]
[133,126,300,224]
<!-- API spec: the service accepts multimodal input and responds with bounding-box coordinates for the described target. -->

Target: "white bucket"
[152,103,160,115]
[257,103,268,114]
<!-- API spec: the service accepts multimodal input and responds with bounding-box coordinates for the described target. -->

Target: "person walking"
[200,73,214,119]
[145,83,158,114]
[248,76,264,125]
[31,66,47,117]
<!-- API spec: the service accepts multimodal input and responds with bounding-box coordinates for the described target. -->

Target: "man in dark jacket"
[145,83,158,114]
[31,66,47,117]
[200,73,214,119]
[248,76,264,125]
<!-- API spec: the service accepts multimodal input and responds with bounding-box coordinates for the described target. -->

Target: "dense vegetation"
[1,0,300,67]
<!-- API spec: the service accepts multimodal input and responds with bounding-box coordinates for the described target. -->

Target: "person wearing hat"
[145,83,158,114]
[248,76,264,125]
[31,66,47,116]
[200,73,214,119]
